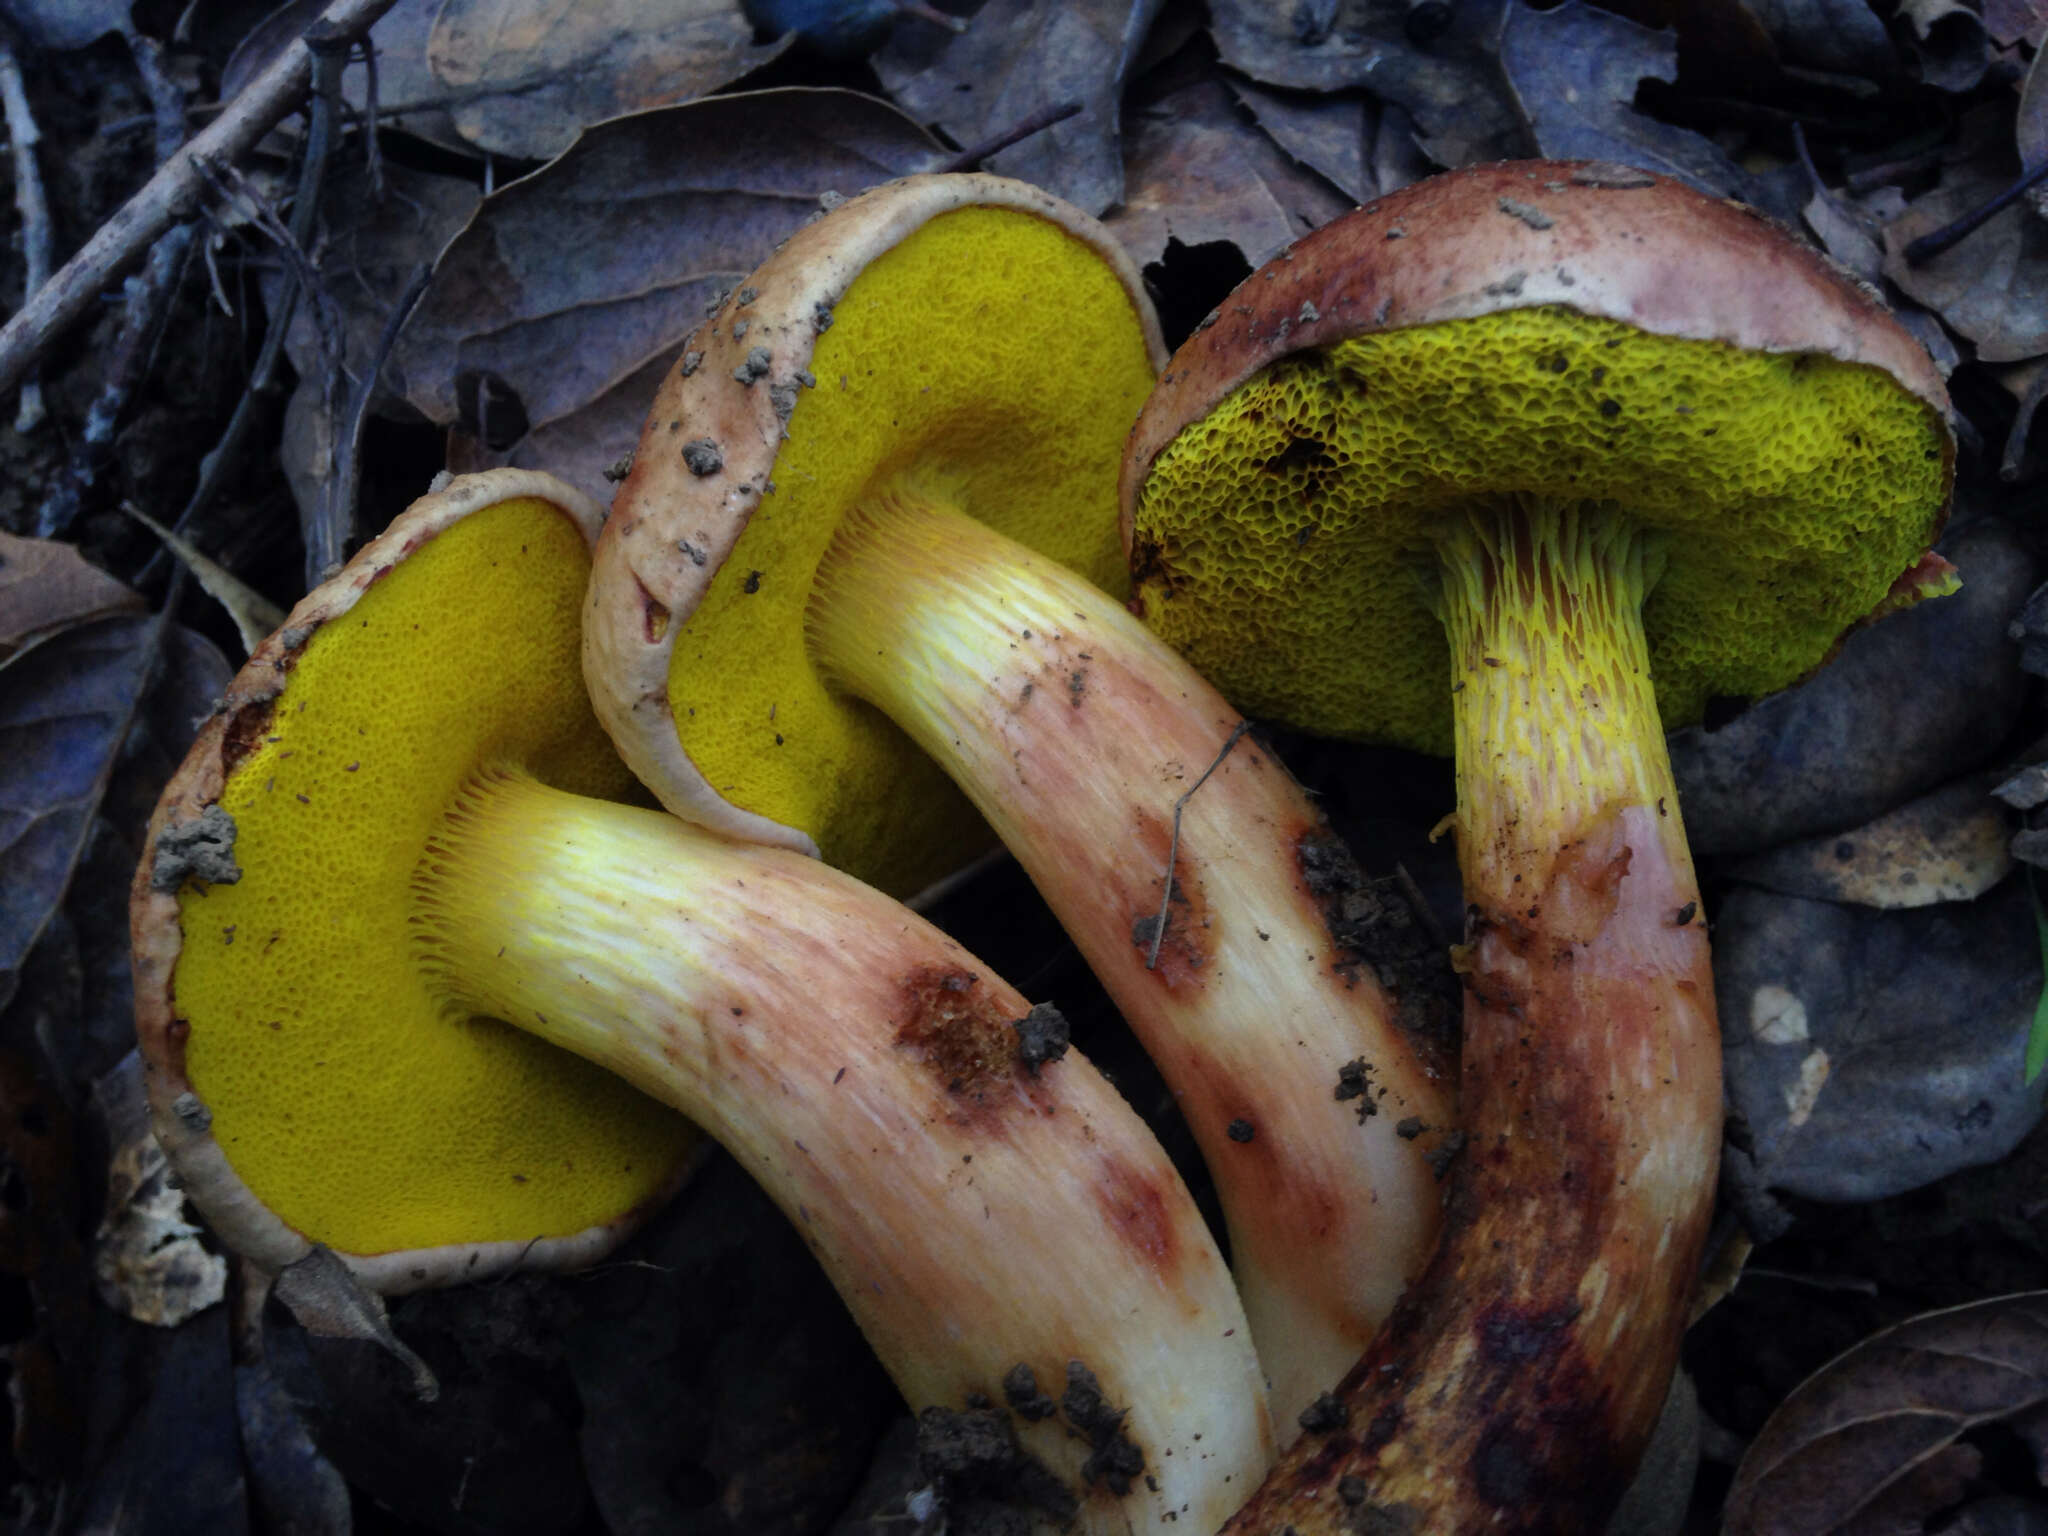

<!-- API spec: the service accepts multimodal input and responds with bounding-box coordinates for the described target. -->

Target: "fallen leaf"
[1670,519,2035,859]
[1741,0,1896,76]
[120,505,286,657]
[1717,874,2045,1205]
[1727,773,2014,908]
[222,0,483,157]
[226,0,787,162]
[1982,0,2048,47]
[92,1052,227,1328]
[2015,43,2048,180]
[1498,1,1786,213]
[1895,0,1991,93]
[446,346,683,510]
[392,89,940,460]
[0,534,142,659]
[1801,179,1908,285]
[1884,156,2048,363]
[874,0,1160,215]
[0,0,130,51]
[1107,75,1353,273]
[1228,78,1375,205]
[1207,0,1521,168]
[1725,1291,2048,1535]
[428,0,790,160]
[0,614,170,1019]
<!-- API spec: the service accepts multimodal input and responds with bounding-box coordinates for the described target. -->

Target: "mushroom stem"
[410,765,1272,1534]
[805,480,1456,1426]
[1224,499,1721,1534]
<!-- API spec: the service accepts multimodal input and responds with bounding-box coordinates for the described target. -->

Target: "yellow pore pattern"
[1132,306,1952,756]
[174,499,691,1258]
[667,207,1159,897]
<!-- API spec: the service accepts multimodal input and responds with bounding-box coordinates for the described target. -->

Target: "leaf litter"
[10,0,2048,1529]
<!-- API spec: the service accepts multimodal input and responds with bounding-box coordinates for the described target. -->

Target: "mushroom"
[583,173,1457,1425]
[132,468,1273,1532]
[1119,162,1956,1530]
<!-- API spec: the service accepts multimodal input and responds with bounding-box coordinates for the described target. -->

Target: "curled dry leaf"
[1717,874,2045,1205]
[1206,0,1520,168]
[1884,158,2048,363]
[874,0,1160,216]
[426,0,789,160]
[1894,0,1991,94]
[1727,772,2014,909]
[394,90,939,501]
[226,0,787,161]
[1499,1,1787,215]
[1227,78,1374,206]
[1107,75,1353,273]
[0,533,141,658]
[92,1052,226,1328]
[1725,1291,2048,1536]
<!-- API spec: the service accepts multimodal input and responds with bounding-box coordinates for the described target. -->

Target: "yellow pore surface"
[174,499,691,1259]
[1133,307,1952,756]
[668,207,1158,896]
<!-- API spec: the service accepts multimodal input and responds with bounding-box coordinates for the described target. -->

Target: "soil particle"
[1299,1391,1350,1434]
[1000,1364,1058,1421]
[1061,1362,1145,1495]
[914,1401,1077,1531]
[151,804,241,891]
[1296,832,1457,1055]
[1226,1117,1256,1143]
[681,438,723,477]
[733,347,773,386]
[1333,1057,1381,1123]
[1425,1129,1468,1179]
[1008,1003,1069,1076]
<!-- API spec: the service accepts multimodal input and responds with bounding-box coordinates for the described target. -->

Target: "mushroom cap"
[1120,161,1957,756]
[586,172,1167,896]
[132,469,695,1291]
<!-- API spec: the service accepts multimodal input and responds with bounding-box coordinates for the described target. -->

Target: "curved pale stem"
[807,484,1457,1428]
[412,770,1273,1534]
[1224,500,1722,1535]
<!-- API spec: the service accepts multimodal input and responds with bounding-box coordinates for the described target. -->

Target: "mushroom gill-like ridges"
[169,498,689,1255]
[1131,305,1951,756]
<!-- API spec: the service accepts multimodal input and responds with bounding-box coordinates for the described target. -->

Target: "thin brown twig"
[929,99,1084,174]
[0,0,400,402]
[0,41,52,432]
[1146,721,1252,971]
[312,260,429,585]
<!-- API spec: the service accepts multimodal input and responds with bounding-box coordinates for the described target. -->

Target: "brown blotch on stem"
[893,967,1020,1103]
[1125,808,1212,988]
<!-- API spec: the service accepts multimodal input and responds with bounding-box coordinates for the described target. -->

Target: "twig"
[311,260,430,585]
[930,99,1084,174]
[0,0,400,402]
[0,41,52,432]
[1146,721,1252,971]
[33,30,195,539]
[1903,156,2048,267]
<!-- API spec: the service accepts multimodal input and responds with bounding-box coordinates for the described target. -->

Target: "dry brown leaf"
[427,0,789,160]
[392,89,939,459]
[1107,76,1353,273]
[1227,79,1374,206]
[1725,1292,2048,1535]
[1207,0,1521,168]
[1884,157,2048,362]
[1982,0,2048,47]
[446,347,682,510]
[874,0,1159,216]
[228,0,786,162]
[1727,773,2014,908]
[0,533,142,658]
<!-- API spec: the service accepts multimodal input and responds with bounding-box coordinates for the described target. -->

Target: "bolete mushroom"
[583,173,1456,1425]
[132,469,1273,1532]
[1119,162,1956,1530]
